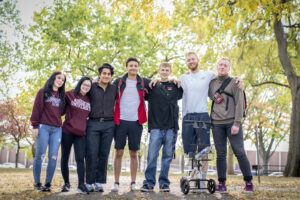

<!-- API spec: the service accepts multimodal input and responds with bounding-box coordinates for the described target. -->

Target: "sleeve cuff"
[32,125,39,129]
[233,122,241,127]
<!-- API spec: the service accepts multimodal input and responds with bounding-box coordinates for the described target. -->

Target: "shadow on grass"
[40,190,237,200]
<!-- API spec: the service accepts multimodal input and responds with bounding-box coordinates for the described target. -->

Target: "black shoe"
[61,183,70,192]
[141,184,154,192]
[159,184,170,192]
[34,183,43,191]
[42,183,51,192]
[77,183,90,194]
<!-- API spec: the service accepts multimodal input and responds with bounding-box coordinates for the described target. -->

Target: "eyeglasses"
[82,83,91,88]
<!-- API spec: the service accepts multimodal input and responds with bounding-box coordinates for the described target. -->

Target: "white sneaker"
[130,182,137,191]
[111,182,119,192]
[94,182,104,192]
[85,183,94,192]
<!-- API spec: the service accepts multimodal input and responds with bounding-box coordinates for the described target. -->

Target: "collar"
[121,73,142,83]
[217,74,229,81]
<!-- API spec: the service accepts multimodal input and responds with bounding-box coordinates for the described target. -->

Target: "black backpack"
[211,77,247,117]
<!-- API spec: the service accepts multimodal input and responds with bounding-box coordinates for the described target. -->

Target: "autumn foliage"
[0,98,31,168]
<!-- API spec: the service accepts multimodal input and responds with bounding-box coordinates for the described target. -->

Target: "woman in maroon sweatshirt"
[60,76,92,194]
[30,71,66,192]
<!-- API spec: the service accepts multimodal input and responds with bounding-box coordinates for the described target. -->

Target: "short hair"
[98,63,114,76]
[185,52,198,58]
[159,62,172,69]
[217,57,232,67]
[126,57,140,67]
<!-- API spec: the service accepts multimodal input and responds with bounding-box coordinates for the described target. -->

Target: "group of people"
[30,52,254,194]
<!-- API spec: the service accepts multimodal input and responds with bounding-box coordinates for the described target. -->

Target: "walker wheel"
[180,177,190,195]
[207,179,216,194]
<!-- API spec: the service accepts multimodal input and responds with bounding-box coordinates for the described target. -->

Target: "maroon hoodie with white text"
[30,88,62,129]
[62,90,91,137]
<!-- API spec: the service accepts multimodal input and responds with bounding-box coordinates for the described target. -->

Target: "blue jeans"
[182,113,211,154]
[33,124,62,184]
[143,129,175,187]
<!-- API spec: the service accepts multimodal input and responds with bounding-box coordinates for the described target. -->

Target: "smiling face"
[80,80,92,95]
[158,64,172,82]
[99,68,112,84]
[186,53,199,72]
[217,59,231,76]
[126,60,139,76]
[53,73,66,90]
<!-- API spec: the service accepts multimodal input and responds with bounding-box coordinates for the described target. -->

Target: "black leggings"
[61,132,86,186]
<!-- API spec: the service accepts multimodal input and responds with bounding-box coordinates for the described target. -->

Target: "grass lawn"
[0,168,299,200]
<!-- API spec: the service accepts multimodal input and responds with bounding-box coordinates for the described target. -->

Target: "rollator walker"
[180,120,216,194]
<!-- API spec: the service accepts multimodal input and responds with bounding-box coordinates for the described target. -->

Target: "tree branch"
[251,81,290,88]
[148,71,158,79]
[283,23,300,28]
[85,66,97,74]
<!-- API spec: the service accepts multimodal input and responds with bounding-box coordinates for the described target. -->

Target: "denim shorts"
[182,112,211,154]
[114,120,143,151]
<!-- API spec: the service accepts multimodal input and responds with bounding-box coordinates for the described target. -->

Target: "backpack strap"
[140,77,145,97]
[117,77,123,98]
[211,77,233,115]
[217,77,232,94]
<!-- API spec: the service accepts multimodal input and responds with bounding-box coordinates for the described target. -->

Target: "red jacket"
[113,73,150,125]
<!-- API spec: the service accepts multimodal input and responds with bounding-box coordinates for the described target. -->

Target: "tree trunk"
[262,156,269,175]
[284,81,300,176]
[227,145,234,174]
[15,143,20,168]
[274,17,300,177]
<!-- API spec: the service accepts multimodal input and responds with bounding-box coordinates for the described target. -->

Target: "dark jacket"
[146,81,183,132]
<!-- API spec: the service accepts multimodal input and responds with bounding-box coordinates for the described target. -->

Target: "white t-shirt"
[120,79,140,121]
[179,70,216,117]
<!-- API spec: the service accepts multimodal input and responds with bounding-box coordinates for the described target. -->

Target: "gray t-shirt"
[120,79,140,121]
[179,70,216,117]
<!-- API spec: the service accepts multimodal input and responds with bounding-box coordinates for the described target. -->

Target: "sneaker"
[216,182,227,193]
[141,184,154,192]
[130,182,137,191]
[94,182,104,192]
[42,183,51,192]
[159,184,170,192]
[34,183,43,191]
[244,181,254,193]
[111,182,119,192]
[61,183,70,192]
[85,184,94,192]
[77,183,89,194]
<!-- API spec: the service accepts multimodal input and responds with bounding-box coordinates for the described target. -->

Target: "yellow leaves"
[111,0,172,34]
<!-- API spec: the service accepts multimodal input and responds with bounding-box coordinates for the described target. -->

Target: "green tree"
[25,0,189,89]
[173,0,299,177]
[0,0,24,99]
[244,87,290,173]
